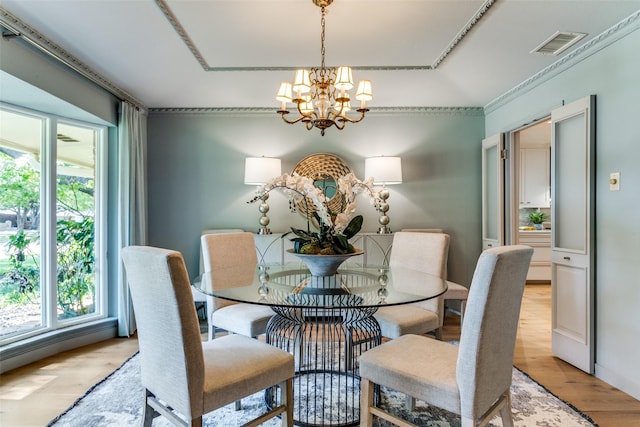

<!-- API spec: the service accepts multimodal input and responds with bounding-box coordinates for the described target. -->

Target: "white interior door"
[482,133,505,250]
[551,96,595,373]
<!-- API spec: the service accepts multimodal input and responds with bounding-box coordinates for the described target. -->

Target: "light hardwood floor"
[1,284,639,426]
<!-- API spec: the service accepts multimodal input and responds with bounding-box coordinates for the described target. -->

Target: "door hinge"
[500,149,508,159]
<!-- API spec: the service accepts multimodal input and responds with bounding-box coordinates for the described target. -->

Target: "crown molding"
[154,0,495,72]
[0,7,145,111]
[484,10,640,114]
[148,106,484,116]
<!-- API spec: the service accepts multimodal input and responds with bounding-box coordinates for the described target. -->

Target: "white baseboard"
[0,318,118,373]
[595,362,640,400]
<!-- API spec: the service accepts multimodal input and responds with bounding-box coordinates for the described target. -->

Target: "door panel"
[551,95,595,373]
[555,113,587,252]
[482,133,504,250]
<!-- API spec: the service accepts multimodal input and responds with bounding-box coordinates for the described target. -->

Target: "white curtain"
[117,101,147,336]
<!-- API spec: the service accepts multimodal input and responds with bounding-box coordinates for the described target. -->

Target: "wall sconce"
[244,157,281,234]
[365,156,403,234]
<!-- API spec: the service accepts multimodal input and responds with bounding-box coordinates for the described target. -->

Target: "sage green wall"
[147,111,484,286]
[485,27,640,399]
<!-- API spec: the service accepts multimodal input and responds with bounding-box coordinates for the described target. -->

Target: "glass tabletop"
[193,262,447,309]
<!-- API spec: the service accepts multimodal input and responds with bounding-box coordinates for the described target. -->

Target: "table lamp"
[365,156,402,234]
[244,157,281,234]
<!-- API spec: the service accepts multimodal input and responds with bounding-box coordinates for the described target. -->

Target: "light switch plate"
[609,172,620,191]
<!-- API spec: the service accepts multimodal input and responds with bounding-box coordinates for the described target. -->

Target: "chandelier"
[276,0,373,136]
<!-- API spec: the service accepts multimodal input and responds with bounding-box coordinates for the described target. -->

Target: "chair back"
[456,245,533,420]
[121,246,204,419]
[201,232,258,310]
[390,232,450,325]
[198,229,245,275]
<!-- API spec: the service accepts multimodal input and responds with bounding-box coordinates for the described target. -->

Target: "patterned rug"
[47,353,598,427]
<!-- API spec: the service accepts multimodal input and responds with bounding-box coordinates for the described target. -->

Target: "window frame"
[0,103,108,345]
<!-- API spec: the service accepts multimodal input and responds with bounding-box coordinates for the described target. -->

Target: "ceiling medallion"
[276,0,372,136]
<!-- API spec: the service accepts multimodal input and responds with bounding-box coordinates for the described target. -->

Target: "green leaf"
[333,235,350,252]
[342,215,363,239]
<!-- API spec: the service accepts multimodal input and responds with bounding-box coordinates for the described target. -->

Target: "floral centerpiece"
[248,172,380,256]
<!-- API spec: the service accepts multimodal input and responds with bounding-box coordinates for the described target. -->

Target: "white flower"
[254,172,380,231]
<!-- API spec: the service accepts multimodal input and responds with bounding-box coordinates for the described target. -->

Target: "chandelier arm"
[295,102,316,120]
[279,113,307,125]
[337,109,368,124]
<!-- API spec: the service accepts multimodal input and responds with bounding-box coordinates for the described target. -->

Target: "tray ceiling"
[1,0,639,109]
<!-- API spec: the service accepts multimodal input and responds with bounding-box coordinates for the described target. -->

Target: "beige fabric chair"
[374,231,449,340]
[121,246,294,427]
[191,229,244,336]
[201,232,274,340]
[401,228,469,325]
[444,280,469,325]
[359,245,533,427]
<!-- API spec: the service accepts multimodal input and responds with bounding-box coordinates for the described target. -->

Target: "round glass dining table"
[194,262,447,427]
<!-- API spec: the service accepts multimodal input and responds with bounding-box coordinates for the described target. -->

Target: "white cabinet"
[518,231,551,281]
[519,148,550,208]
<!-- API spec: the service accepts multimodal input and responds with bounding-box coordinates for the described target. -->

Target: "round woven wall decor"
[291,153,351,219]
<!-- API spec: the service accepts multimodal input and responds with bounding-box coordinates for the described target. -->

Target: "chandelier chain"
[320,7,326,72]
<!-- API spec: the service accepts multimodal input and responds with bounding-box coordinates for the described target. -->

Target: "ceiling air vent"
[531,31,587,56]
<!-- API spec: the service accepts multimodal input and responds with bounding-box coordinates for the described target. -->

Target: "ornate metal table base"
[266,304,381,427]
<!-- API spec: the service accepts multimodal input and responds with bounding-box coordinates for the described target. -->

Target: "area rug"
[47,353,598,427]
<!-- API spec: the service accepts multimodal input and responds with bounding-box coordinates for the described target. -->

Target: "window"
[0,104,107,344]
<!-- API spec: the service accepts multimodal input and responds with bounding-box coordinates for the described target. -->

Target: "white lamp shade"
[335,66,354,91]
[293,69,311,94]
[276,82,292,102]
[244,157,282,185]
[355,80,373,101]
[365,156,402,185]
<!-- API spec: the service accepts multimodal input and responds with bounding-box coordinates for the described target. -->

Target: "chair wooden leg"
[142,389,156,427]
[190,416,203,427]
[499,392,514,427]
[360,378,375,427]
[281,378,294,427]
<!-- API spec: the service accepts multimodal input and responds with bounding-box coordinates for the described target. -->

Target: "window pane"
[56,122,97,320]
[0,109,43,338]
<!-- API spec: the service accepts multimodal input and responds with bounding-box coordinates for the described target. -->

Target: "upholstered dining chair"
[121,246,294,427]
[359,245,533,427]
[374,231,449,340]
[201,232,274,340]
[400,228,469,326]
[191,229,243,336]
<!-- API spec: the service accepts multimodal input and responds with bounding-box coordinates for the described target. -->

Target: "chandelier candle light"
[276,0,373,136]
[244,157,282,234]
[365,156,403,234]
